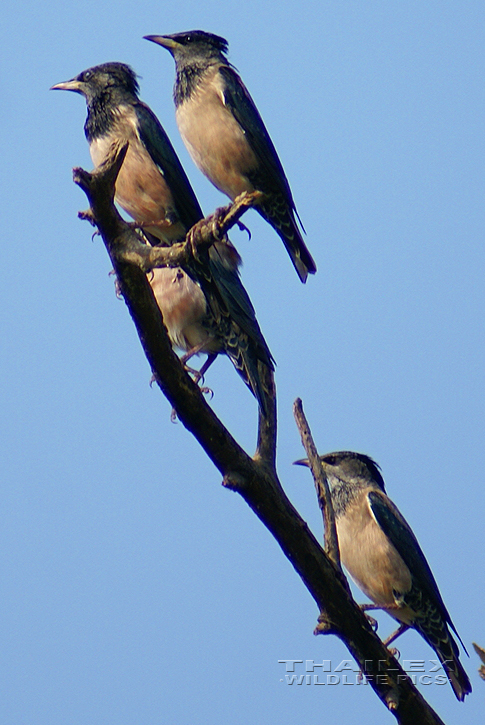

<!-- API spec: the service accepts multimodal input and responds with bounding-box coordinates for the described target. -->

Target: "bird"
[50,62,274,414]
[294,450,472,700]
[144,30,317,284]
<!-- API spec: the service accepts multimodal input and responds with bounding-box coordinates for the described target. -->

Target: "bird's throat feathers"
[85,93,134,142]
[329,477,372,518]
[174,62,218,107]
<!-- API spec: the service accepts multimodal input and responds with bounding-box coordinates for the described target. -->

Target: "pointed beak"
[50,79,83,92]
[143,35,182,52]
[293,458,310,467]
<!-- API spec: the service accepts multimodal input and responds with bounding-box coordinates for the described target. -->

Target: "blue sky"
[1,1,484,723]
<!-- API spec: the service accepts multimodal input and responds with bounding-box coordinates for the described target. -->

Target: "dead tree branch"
[293,398,341,569]
[72,146,447,725]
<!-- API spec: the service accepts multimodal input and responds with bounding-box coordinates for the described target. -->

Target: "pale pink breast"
[148,267,221,354]
[89,112,185,243]
[336,493,413,616]
[176,71,258,200]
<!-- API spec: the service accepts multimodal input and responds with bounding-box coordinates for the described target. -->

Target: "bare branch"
[72,148,447,725]
[293,398,340,569]
[473,642,485,681]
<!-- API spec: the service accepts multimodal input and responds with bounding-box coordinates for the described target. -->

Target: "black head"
[294,450,386,493]
[320,451,385,491]
[50,62,140,106]
[144,30,229,65]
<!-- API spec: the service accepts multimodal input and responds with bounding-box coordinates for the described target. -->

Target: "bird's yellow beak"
[50,79,82,92]
[143,35,182,51]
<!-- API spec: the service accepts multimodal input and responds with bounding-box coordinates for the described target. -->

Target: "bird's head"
[294,450,386,495]
[50,62,139,106]
[144,30,228,67]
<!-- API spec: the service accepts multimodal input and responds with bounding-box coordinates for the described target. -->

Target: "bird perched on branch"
[144,30,316,283]
[294,450,471,700]
[51,62,274,414]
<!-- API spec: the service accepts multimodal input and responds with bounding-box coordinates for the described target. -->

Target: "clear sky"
[1,1,484,723]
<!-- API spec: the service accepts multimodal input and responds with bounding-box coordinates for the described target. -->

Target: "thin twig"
[293,398,340,569]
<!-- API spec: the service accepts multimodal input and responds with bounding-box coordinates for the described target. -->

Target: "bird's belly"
[337,509,412,613]
[89,135,185,242]
[176,100,258,200]
[148,267,219,353]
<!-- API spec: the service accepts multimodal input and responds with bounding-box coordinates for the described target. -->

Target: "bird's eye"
[83,70,92,81]
[185,35,192,43]
[324,456,337,466]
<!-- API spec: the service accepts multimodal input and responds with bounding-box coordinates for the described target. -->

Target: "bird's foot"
[365,614,378,632]
[387,647,401,660]
[108,269,123,299]
[170,382,213,423]
[179,356,214,398]
[209,206,230,240]
[78,209,100,241]
[78,209,97,226]
[149,372,160,388]
[186,218,213,258]
[233,189,266,211]
[236,220,251,239]
[184,364,204,384]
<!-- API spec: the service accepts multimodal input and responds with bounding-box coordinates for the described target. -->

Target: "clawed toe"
[236,220,251,239]
[365,614,378,631]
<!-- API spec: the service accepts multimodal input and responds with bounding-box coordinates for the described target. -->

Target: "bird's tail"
[258,195,316,283]
[414,620,472,701]
[225,326,273,417]
[438,641,472,701]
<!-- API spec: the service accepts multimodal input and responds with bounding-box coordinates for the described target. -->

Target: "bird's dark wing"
[368,490,460,633]
[207,246,275,369]
[218,65,295,206]
[218,65,316,283]
[135,101,203,230]
[368,490,471,698]
[183,247,274,415]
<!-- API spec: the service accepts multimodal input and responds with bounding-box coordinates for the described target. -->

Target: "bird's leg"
[180,343,209,368]
[196,353,217,381]
[382,623,409,659]
[360,602,402,612]
[127,219,172,232]
[359,601,403,632]
[179,348,216,396]
[212,190,265,238]
[170,354,216,422]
